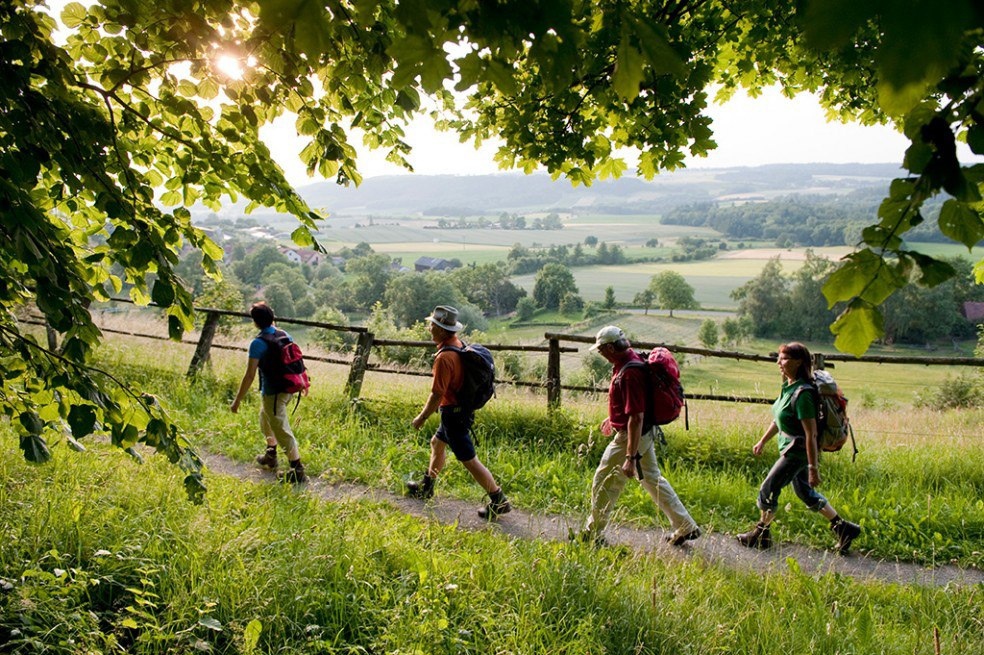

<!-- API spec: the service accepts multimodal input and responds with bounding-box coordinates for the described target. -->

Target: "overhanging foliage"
[1,0,981,488]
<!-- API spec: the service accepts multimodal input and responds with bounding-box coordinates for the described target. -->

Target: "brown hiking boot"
[255,447,278,470]
[831,518,861,554]
[737,523,773,549]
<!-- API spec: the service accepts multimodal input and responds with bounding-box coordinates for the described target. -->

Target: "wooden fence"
[33,300,984,410]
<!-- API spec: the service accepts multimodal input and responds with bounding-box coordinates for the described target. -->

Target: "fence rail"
[40,300,984,410]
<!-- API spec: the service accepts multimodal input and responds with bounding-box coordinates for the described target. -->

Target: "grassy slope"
[0,333,981,654]
[3,440,980,655]
[100,336,984,568]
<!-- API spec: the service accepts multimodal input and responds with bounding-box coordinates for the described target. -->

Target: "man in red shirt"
[576,326,700,546]
[407,306,511,520]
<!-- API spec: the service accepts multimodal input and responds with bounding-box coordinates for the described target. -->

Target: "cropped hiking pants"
[586,427,698,540]
[260,393,300,461]
[757,450,828,513]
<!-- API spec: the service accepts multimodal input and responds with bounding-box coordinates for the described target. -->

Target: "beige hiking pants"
[586,427,698,540]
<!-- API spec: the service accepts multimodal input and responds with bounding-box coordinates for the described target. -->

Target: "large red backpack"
[615,347,687,431]
[258,330,311,396]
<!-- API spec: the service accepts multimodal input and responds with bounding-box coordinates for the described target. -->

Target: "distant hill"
[290,163,903,217]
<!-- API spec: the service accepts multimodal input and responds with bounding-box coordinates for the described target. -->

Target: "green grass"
[2,425,981,655]
[1,334,982,654]
[76,339,984,569]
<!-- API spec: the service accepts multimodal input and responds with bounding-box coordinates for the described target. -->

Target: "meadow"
[1,329,981,654]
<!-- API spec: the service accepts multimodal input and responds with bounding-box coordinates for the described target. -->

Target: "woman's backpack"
[794,370,857,461]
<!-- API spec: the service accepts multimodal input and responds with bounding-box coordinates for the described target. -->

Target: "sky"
[264,86,917,186]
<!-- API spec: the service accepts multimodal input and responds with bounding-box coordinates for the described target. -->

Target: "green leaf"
[801,0,869,50]
[907,252,957,286]
[967,125,984,155]
[168,314,185,340]
[627,17,684,77]
[831,302,884,357]
[822,249,903,308]
[613,27,644,103]
[61,2,89,28]
[68,404,97,439]
[151,279,175,307]
[198,617,223,631]
[184,473,206,505]
[290,226,314,247]
[20,434,52,465]
[938,199,984,250]
[19,411,44,435]
[243,620,262,652]
[485,59,518,97]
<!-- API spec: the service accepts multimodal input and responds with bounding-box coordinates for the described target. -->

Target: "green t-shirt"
[772,379,818,452]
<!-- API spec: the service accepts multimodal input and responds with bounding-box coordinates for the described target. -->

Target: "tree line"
[662,194,958,248]
[731,252,984,345]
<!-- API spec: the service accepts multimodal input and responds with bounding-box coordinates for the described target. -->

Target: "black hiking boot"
[831,517,861,554]
[569,529,609,547]
[667,527,702,547]
[478,489,511,520]
[255,446,278,470]
[278,462,307,485]
[737,523,773,549]
[406,475,435,499]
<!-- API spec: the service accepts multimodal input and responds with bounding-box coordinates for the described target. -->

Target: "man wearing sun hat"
[574,325,700,547]
[406,305,511,520]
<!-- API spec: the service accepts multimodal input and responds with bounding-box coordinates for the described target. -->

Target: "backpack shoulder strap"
[614,359,647,385]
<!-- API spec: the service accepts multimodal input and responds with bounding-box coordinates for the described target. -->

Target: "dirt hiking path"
[204,453,982,588]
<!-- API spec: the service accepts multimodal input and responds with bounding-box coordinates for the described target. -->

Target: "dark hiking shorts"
[436,406,477,462]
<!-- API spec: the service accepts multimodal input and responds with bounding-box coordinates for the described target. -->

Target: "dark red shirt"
[608,350,648,431]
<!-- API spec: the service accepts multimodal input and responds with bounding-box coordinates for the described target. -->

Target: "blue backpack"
[440,343,496,411]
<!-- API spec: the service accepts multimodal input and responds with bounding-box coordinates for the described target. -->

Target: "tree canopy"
[648,271,699,317]
[2,0,982,486]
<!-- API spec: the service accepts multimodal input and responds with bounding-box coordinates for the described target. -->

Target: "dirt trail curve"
[204,454,982,589]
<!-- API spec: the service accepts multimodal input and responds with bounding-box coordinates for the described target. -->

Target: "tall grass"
[1,438,981,655]
[89,338,984,568]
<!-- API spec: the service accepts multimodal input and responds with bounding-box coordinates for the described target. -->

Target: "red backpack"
[258,330,311,396]
[615,347,688,431]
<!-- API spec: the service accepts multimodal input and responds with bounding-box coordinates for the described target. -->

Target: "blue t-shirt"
[249,326,292,395]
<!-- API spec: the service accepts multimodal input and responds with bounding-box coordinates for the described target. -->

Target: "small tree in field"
[698,319,719,349]
[559,292,585,316]
[649,271,699,317]
[515,297,536,322]
[633,289,656,315]
[603,286,616,311]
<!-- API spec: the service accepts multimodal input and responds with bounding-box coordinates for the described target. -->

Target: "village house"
[279,247,324,267]
[414,256,457,272]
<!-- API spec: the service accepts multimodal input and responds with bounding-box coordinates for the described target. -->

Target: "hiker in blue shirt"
[230,302,307,484]
[737,342,860,554]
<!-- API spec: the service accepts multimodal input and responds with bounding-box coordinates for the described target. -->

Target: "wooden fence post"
[346,331,374,401]
[187,311,221,377]
[813,353,826,371]
[547,337,561,409]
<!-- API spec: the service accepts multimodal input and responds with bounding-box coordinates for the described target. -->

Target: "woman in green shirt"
[736,342,861,554]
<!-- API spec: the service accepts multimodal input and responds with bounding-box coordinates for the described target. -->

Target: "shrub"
[913,374,984,410]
